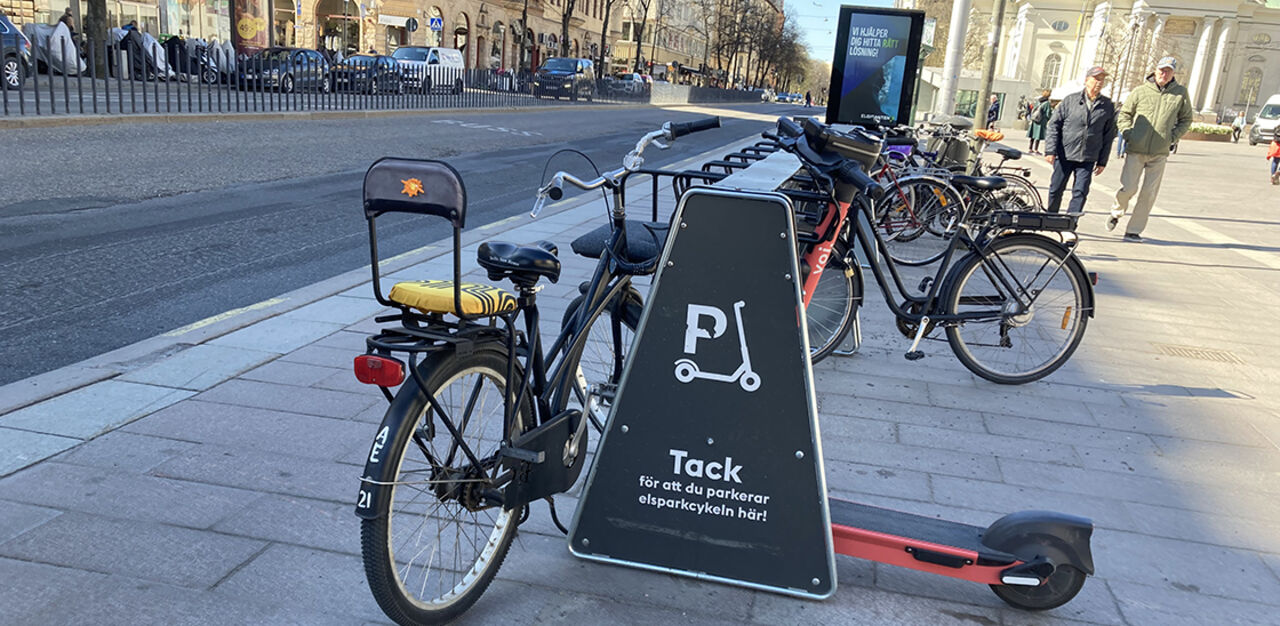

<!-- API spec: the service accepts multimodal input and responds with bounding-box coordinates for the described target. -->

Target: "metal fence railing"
[1,35,712,118]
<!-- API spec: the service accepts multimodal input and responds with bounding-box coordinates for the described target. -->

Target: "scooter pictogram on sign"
[674,301,761,391]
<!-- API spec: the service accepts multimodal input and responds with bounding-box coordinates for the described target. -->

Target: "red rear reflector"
[354,355,405,387]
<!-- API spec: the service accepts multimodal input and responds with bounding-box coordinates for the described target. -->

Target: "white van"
[391,46,466,94]
[1248,94,1280,145]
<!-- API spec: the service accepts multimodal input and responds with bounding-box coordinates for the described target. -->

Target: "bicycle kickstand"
[904,316,930,361]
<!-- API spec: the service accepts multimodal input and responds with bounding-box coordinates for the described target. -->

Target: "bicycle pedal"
[904,351,925,361]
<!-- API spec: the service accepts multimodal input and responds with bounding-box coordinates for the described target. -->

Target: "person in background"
[805,91,812,108]
[1044,66,1117,214]
[1267,130,1280,185]
[1108,56,1194,241]
[1231,111,1246,143]
[1026,89,1052,154]
[986,94,1000,129]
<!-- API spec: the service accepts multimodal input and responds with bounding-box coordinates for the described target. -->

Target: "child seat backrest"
[363,157,466,228]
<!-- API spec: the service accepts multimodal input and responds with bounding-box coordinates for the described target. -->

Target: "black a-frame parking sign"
[569,188,836,598]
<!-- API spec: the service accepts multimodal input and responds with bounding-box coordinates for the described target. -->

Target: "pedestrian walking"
[1027,90,1052,154]
[805,91,812,108]
[1231,111,1246,143]
[1108,56,1194,241]
[1267,131,1280,185]
[986,95,1000,129]
[1045,67,1117,214]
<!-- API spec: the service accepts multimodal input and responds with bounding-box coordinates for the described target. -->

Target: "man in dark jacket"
[1045,66,1117,214]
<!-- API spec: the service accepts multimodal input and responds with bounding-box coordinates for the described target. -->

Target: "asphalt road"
[0,102,806,385]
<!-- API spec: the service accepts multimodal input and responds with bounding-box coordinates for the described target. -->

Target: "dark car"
[332,54,403,94]
[533,57,595,101]
[239,47,330,93]
[1,10,32,90]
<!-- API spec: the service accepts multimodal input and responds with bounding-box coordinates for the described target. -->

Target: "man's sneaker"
[1106,216,1119,231]
[1124,233,1142,242]
[1271,172,1279,185]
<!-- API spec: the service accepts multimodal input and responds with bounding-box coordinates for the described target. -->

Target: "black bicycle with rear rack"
[767,117,1096,383]
[350,117,722,625]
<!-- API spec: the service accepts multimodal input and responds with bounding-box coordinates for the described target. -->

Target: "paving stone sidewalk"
[1,135,1278,625]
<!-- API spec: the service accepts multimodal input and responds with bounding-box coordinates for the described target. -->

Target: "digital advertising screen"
[826,6,924,127]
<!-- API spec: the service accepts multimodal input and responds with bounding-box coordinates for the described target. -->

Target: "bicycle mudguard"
[355,346,516,521]
[981,510,1095,575]
[941,234,1095,319]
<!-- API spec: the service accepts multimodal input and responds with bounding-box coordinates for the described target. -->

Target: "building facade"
[3,0,613,70]
[977,0,1280,118]
[611,0,708,76]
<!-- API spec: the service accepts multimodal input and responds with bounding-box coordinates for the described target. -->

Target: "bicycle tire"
[993,172,1044,211]
[876,177,963,266]
[943,235,1088,384]
[806,258,859,363]
[562,289,642,427]
[362,348,532,626]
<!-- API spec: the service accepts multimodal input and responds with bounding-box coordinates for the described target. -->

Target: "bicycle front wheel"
[362,348,532,625]
[993,172,1043,211]
[562,290,641,427]
[944,236,1088,384]
[806,260,858,363]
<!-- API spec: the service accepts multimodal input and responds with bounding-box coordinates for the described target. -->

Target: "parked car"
[610,72,646,95]
[534,57,595,101]
[332,54,403,94]
[1248,94,1280,146]
[391,46,465,94]
[239,47,330,93]
[1,9,32,90]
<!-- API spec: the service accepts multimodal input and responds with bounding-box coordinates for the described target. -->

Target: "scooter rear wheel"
[990,564,1086,611]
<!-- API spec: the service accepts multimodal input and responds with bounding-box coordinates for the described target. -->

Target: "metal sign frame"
[568,187,837,599]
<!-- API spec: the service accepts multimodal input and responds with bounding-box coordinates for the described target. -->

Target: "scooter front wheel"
[990,564,1086,611]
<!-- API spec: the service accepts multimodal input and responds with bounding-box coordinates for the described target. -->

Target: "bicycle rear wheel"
[876,178,963,266]
[944,235,1088,384]
[362,348,531,625]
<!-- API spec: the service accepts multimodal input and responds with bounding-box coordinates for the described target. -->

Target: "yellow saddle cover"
[389,280,518,316]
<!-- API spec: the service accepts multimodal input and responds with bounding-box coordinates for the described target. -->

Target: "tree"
[560,0,578,57]
[86,0,109,77]
[628,0,654,72]
[597,0,621,78]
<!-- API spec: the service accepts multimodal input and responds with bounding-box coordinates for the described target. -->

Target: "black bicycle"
[351,117,721,625]
[769,117,1096,384]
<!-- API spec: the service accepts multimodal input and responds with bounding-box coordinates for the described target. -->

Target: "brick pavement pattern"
[1,135,1278,625]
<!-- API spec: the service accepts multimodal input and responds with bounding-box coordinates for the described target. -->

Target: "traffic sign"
[406,17,419,32]
[428,16,443,31]
[570,188,836,599]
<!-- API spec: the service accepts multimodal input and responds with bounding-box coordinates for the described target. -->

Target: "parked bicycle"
[769,117,1096,382]
[351,117,722,625]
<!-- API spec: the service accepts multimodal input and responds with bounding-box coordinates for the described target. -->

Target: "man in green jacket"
[1108,56,1194,241]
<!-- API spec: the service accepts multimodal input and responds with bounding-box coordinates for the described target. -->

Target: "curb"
[0,130,763,416]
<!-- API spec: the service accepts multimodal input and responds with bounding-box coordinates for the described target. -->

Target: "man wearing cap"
[1044,66,1117,214]
[1108,56,1194,241]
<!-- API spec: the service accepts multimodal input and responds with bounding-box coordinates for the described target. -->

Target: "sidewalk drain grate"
[1152,343,1243,364]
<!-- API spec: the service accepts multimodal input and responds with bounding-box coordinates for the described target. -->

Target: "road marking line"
[163,297,287,337]
[659,105,780,123]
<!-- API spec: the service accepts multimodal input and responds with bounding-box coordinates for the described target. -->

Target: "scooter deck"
[829,498,1020,585]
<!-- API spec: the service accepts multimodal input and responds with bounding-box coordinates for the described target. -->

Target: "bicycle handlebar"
[531,117,722,217]
[669,116,722,138]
